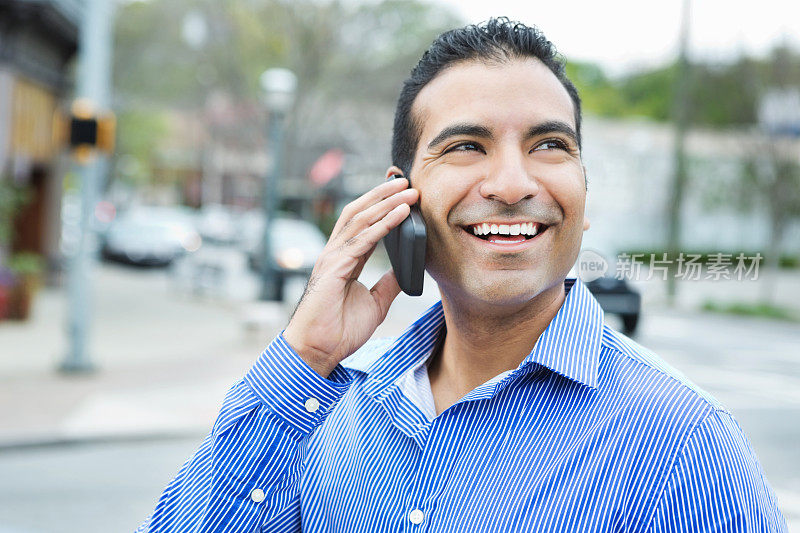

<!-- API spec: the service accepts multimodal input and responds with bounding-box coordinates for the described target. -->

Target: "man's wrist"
[282,328,338,379]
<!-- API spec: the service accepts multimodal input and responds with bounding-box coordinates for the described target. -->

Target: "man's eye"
[446,142,482,153]
[533,139,569,152]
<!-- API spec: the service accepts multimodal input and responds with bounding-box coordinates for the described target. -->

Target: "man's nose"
[478,148,539,205]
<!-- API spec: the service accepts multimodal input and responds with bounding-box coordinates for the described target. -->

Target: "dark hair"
[391,17,582,179]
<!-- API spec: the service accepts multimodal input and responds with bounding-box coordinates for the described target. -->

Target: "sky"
[433,0,800,76]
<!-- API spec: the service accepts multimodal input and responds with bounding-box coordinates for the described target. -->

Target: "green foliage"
[7,252,43,276]
[569,47,800,128]
[624,65,678,121]
[690,59,759,126]
[114,0,224,106]
[701,300,799,322]
[565,62,627,118]
[114,110,171,186]
[567,61,676,121]
[0,180,32,249]
[620,249,798,270]
[735,146,800,229]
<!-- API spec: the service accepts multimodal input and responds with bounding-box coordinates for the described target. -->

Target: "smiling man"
[140,18,787,532]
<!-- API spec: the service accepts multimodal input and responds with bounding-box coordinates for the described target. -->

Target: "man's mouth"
[461,221,549,245]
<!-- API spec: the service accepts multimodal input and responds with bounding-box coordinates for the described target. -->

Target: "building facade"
[0,0,82,278]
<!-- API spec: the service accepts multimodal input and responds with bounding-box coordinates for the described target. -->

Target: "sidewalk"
[0,263,282,447]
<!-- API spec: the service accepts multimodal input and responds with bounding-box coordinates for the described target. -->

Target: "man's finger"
[332,188,417,246]
[331,177,409,237]
[344,202,410,258]
[350,243,377,281]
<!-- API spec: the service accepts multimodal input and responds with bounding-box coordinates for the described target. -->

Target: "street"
[0,260,798,531]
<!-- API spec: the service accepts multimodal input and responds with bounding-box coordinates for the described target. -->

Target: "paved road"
[0,259,798,531]
[0,438,201,533]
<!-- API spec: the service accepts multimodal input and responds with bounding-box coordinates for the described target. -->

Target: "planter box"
[5,275,38,321]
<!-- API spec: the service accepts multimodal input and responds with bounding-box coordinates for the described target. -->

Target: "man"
[140,18,787,532]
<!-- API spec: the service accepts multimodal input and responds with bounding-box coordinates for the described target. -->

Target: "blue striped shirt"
[139,277,787,532]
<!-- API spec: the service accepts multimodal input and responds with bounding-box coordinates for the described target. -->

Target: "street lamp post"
[259,68,296,301]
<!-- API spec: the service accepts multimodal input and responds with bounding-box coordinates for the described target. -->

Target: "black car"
[585,276,641,336]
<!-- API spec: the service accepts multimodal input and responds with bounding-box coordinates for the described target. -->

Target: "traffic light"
[54,98,116,163]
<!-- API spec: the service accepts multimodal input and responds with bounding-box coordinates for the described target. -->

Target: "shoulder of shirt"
[340,336,396,374]
[600,324,726,413]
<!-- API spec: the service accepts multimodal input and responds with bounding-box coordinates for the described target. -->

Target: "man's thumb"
[369,269,402,321]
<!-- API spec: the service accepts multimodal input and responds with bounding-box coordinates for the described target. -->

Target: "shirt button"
[304,397,320,413]
[408,509,424,524]
[250,488,265,503]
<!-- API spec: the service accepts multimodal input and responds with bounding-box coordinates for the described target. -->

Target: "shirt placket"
[379,371,530,530]
[402,415,448,532]
[401,382,504,533]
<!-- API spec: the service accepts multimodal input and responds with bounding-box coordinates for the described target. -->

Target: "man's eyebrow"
[426,120,578,151]
[527,121,578,145]
[426,123,493,151]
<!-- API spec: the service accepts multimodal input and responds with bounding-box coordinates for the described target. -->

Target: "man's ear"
[385,165,405,180]
[582,164,589,230]
[582,164,588,191]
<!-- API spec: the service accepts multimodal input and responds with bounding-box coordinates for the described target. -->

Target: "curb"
[0,428,207,452]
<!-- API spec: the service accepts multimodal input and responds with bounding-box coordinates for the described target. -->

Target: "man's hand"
[283,177,419,378]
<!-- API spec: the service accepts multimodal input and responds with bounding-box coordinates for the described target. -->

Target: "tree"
[737,138,800,303]
[111,0,463,195]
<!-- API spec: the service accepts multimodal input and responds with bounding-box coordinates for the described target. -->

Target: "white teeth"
[470,222,543,236]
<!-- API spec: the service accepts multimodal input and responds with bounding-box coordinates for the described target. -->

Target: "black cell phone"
[382,174,426,296]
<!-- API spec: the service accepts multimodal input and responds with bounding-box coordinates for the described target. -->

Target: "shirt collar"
[350,277,604,398]
[518,277,603,388]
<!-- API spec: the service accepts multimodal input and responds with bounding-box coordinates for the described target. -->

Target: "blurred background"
[0,0,799,531]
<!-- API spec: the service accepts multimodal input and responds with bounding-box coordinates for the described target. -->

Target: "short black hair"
[391,17,582,180]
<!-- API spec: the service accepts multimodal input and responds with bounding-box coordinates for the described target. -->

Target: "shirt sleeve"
[137,333,353,532]
[646,409,788,533]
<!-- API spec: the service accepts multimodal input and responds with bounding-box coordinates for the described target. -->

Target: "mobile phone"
[382,174,426,296]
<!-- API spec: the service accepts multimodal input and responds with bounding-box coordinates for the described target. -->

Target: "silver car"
[101,207,201,266]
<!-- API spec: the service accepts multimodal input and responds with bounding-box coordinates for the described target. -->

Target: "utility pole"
[665,0,692,306]
[60,0,114,373]
[259,68,296,302]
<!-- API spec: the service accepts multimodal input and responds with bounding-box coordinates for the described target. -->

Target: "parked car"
[585,276,641,335]
[572,236,642,336]
[246,216,327,299]
[196,204,239,245]
[101,206,201,267]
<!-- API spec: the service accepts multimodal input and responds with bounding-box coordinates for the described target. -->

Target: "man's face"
[406,58,588,308]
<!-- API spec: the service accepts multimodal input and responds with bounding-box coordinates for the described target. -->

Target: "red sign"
[308,149,345,187]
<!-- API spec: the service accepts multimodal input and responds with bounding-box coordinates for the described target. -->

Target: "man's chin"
[449,270,549,308]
